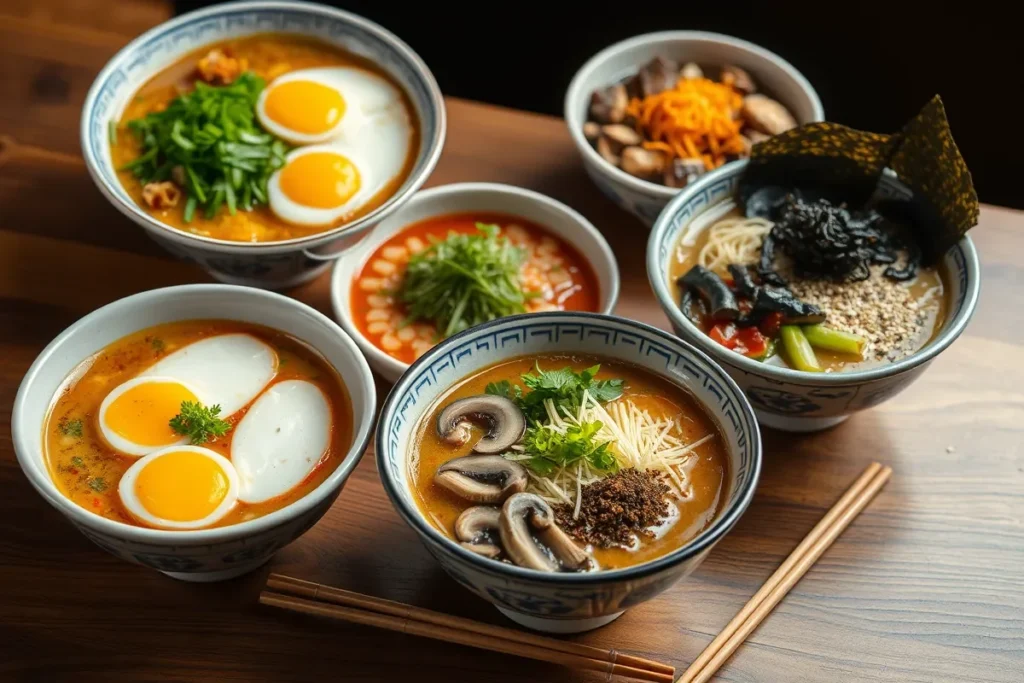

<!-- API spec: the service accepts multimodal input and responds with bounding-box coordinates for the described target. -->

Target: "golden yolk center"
[279,151,361,209]
[135,451,230,522]
[264,80,346,135]
[105,381,198,446]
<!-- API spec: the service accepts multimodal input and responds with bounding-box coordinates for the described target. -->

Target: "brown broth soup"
[112,34,420,243]
[44,320,353,528]
[351,213,601,364]
[410,355,729,571]
[669,206,949,372]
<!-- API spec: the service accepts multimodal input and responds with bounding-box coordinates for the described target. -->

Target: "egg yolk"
[135,451,230,522]
[279,151,361,209]
[264,80,346,135]
[105,381,199,447]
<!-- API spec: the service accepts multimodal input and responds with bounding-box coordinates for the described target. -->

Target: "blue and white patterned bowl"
[647,160,981,432]
[375,312,761,633]
[81,0,445,289]
[11,285,376,581]
[564,31,823,226]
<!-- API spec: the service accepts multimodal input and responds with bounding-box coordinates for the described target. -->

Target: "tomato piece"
[759,312,784,338]
[708,323,738,349]
[736,326,769,358]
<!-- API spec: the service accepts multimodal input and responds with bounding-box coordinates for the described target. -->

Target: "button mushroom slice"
[721,64,757,95]
[582,121,601,142]
[664,157,706,188]
[588,83,628,124]
[455,506,503,559]
[436,395,526,454]
[681,62,704,80]
[435,455,528,504]
[595,136,621,167]
[742,94,798,136]
[600,124,643,151]
[626,56,679,99]
[621,146,667,180]
[500,493,592,572]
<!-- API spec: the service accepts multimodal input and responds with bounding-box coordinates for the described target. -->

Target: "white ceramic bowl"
[647,161,981,432]
[330,183,621,382]
[376,312,761,633]
[11,285,376,581]
[81,0,445,290]
[565,31,824,226]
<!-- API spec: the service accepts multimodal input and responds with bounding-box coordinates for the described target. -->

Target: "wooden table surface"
[2,2,1022,681]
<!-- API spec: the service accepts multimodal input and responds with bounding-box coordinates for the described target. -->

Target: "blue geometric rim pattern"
[86,5,437,208]
[376,313,762,583]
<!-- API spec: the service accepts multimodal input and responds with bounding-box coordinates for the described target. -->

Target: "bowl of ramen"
[648,159,981,432]
[330,183,620,382]
[81,1,444,289]
[375,312,761,632]
[565,31,823,225]
[11,284,376,581]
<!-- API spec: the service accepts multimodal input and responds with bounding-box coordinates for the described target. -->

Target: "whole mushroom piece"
[436,395,526,454]
[435,455,528,504]
[455,506,503,559]
[499,493,591,572]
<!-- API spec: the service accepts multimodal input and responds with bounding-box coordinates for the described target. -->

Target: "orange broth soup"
[111,34,420,243]
[43,320,353,528]
[351,213,601,364]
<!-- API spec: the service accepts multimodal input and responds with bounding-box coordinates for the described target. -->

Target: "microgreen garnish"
[520,421,618,476]
[487,364,624,424]
[88,477,107,492]
[120,72,288,221]
[71,456,85,468]
[398,224,530,338]
[169,401,231,444]
[58,418,84,438]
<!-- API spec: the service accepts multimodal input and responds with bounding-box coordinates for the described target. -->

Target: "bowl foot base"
[161,558,268,582]
[496,606,624,633]
[755,410,850,433]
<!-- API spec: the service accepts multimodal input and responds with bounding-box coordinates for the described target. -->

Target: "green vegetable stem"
[780,325,822,372]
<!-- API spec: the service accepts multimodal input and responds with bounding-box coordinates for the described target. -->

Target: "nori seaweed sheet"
[738,96,978,265]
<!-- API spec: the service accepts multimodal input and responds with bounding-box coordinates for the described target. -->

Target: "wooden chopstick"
[678,462,892,683]
[266,573,674,676]
[259,589,674,682]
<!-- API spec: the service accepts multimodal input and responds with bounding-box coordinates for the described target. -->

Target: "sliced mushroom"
[721,64,757,95]
[681,62,704,80]
[588,83,628,124]
[626,56,679,99]
[621,146,667,180]
[500,493,591,572]
[436,395,526,454]
[582,121,601,142]
[600,124,642,150]
[455,506,503,559]
[742,95,798,135]
[435,455,528,504]
[664,157,706,188]
[744,128,772,145]
[596,136,620,166]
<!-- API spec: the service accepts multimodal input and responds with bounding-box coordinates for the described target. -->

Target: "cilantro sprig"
[520,421,618,476]
[119,72,288,222]
[169,401,231,445]
[398,224,531,339]
[486,363,624,424]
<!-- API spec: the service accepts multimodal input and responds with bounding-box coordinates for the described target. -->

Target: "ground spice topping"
[554,468,669,549]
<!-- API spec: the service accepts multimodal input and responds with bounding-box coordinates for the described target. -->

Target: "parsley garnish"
[520,421,618,476]
[71,456,85,467]
[169,401,231,444]
[88,477,107,492]
[58,418,84,438]
[398,224,531,339]
[151,337,165,352]
[120,72,288,222]
[487,364,624,424]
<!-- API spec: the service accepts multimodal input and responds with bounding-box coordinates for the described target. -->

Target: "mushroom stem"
[500,493,592,572]
[455,506,503,559]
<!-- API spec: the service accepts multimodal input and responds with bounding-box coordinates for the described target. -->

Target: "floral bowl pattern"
[646,160,981,432]
[81,0,445,289]
[375,312,761,633]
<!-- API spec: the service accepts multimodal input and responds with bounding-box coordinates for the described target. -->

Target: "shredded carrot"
[625,78,746,171]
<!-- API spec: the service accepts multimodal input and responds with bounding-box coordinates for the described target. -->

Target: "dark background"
[179,1,1023,208]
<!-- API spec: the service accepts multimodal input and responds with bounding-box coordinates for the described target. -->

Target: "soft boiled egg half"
[257,67,413,227]
[98,334,277,457]
[119,446,240,529]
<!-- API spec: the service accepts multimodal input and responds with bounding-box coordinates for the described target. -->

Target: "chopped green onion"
[780,325,822,372]
[802,324,866,359]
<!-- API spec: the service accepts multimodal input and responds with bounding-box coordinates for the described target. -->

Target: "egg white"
[118,445,240,530]
[256,67,405,146]
[97,375,201,457]
[231,379,332,504]
[141,334,278,417]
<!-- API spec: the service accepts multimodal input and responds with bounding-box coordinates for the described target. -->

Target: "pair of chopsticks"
[677,461,892,683]
[260,462,890,683]
[261,574,675,682]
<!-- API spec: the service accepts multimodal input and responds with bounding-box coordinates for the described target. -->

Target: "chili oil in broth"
[111,34,420,242]
[410,355,730,570]
[351,213,602,365]
[44,320,353,528]
[669,207,949,371]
